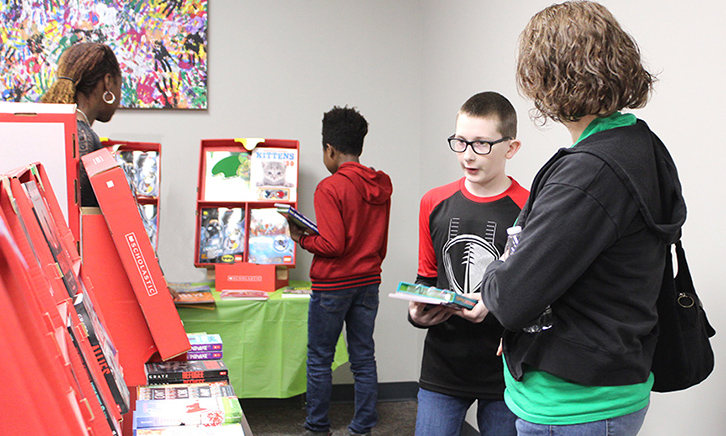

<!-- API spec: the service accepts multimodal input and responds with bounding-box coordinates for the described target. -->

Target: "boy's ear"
[325,143,336,157]
[505,139,522,159]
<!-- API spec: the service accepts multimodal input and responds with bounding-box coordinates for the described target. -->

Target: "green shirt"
[503,112,652,425]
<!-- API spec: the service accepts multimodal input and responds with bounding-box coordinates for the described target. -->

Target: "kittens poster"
[250,147,298,202]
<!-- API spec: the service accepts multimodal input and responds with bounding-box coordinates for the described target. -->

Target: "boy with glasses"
[408,91,527,436]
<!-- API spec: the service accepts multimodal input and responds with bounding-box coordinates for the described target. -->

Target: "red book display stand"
[0,164,123,435]
[195,138,300,291]
[0,101,79,239]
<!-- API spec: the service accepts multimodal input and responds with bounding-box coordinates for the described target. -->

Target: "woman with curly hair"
[464,2,687,435]
[42,42,122,207]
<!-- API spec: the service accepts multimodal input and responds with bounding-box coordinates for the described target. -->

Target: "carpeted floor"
[240,397,418,436]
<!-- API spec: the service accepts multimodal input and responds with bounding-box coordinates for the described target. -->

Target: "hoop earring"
[103,90,116,105]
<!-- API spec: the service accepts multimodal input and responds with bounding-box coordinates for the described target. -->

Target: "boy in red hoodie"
[289,106,393,436]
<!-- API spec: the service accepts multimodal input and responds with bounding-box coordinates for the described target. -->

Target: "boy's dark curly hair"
[516,1,656,123]
[322,106,368,156]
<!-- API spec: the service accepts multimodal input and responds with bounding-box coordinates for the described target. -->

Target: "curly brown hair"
[516,1,656,123]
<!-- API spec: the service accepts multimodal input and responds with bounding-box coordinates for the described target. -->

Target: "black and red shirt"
[415,177,528,398]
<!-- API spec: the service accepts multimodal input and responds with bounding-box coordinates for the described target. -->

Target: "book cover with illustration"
[247,208,295,265]
[134,396,243,428]
[199,207,245,264]
[138,203,158,249]
[249,147,298,202]
[203,151,253,201]
[114,150,159,198]
[389,281,477,309]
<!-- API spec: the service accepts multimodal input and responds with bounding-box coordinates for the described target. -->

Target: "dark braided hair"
[41,42,121,104]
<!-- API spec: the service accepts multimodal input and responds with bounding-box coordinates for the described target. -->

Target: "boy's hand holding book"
[453,292,489,324]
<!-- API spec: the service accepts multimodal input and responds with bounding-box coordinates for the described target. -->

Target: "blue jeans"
[416,388,517,436]
[515,405,648,436]
[305,285,379,435]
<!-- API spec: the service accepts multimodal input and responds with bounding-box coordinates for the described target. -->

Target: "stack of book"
[186,332,223,361]
[133,381,246,435]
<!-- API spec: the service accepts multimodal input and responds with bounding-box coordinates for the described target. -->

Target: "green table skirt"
[177,288,348,399]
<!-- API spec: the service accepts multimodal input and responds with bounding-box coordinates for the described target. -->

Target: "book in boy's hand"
[274,203,318,235]
[388,281,477,310]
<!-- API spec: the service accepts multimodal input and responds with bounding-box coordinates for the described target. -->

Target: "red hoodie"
[299,162,393,291]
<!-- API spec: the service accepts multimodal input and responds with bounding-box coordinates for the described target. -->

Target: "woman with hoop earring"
[42,42,123,207]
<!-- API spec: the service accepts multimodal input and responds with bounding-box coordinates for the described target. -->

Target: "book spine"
[147,374,230,385]
[186,351,223,360]
[190,343,223,352]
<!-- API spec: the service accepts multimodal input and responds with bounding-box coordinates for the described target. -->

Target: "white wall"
[93,1,724,434]
[418,1,726,434]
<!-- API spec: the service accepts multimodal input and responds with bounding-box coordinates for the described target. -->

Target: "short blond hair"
[516,1,655,123]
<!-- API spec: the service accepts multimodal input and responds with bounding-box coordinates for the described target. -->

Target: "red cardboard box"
[215,262,289,292]
[81,147,189,361]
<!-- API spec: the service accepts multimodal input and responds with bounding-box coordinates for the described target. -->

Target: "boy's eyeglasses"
[448,135,512,155]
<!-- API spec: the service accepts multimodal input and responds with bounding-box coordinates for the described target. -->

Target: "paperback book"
[134,396,243,428]
[247,208,294,265]
[171,283,216,307]
[249,147,298,202]
[203,151,253,201]
[114,150,160,198]
[134,425,246,436]
[219,289,270,300]
[74,290,131,414]
[274,203,318,234]
[187,351,224,360]
[199,207,245,264]
[388,281,477,309]
[188,333,223,352]
[137,382,236,401]
[280,284,312,299]
[145,360,229,385]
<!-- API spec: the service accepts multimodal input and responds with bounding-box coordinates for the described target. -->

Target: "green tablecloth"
[176,287,348,399]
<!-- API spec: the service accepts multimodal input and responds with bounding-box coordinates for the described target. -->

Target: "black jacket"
[482,120,686,386]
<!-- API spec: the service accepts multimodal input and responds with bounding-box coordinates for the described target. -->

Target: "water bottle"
[501,226,521,260]
[522,306,553,333]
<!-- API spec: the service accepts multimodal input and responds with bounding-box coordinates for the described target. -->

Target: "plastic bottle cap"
[507,226,522,236]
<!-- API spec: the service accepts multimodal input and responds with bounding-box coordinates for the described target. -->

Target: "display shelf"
[0,164,123,435]
[194,138,299,291]
[101,139,161,250]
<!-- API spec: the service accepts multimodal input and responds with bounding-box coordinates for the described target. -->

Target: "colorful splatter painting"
[0,1,207,109]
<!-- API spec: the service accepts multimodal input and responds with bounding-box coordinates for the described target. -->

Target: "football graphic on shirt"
[442,234,499,294]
